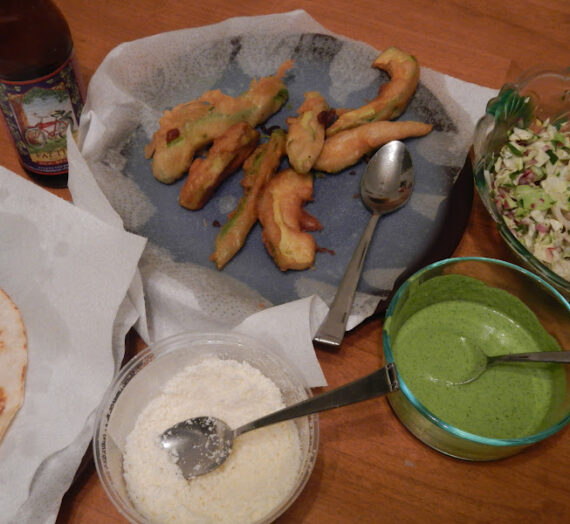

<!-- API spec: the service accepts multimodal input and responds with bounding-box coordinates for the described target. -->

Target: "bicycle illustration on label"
[0,53,84,175]
[24,109,75,146]
[5,82,79,167]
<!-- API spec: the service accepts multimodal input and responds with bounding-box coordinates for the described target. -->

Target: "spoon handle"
[234,364,399,437]
[314,213,381,348]
[492,351,570,364]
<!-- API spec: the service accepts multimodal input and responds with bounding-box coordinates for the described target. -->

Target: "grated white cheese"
[123,358,302,523]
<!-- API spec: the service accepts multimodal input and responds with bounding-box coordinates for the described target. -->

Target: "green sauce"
[389,275,566,439]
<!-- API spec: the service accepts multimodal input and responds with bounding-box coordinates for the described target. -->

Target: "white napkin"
[233,295,329,385]
[0,168,146,523]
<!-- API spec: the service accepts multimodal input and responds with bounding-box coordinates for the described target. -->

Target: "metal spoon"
[314,140,414,348]
[160,364,400,479]
[454,349,570,385]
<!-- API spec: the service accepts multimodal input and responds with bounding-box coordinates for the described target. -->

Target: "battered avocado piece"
[326,46,420,136]
[210,129,287,269]
[146,60,293,183]
[314,120,432,173]
[258,168,322,271]
[286,91,329,173]
[179,122,260,210]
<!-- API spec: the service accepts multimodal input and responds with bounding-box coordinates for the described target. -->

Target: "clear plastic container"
[93,331,319,523]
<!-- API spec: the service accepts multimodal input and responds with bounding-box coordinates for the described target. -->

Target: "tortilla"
[0,287,27,443]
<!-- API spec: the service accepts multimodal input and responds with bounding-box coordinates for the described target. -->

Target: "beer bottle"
[0,0,85,188]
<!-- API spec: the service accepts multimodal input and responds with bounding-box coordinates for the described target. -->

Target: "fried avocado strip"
[326,47,420,137]
[314,120,432,173]
[146,60,293,184]
[258,168,322,271]
[179,122,260,210]
[210,129,287,269]
[285,91,329,173]
[143,99,214,180]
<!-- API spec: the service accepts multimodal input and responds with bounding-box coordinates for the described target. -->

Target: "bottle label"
[0,53,84,176]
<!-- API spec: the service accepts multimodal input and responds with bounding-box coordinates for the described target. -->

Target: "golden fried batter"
[258,168,322,271]
[236,59,294,124]
[210,129,287,269]
[146,60,293,184]
[144,99,213,180]
[326,47,420,136]
[179,122,260,210]
[286,91,329,173]
[314,120,432,173]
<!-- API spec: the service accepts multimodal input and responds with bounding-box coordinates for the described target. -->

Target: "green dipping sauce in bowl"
[383,257,570,460]
[391,275,565,439]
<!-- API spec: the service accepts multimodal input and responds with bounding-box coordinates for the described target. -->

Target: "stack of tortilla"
[0,287,27,443]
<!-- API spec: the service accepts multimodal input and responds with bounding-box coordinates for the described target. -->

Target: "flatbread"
[0,287,27,443]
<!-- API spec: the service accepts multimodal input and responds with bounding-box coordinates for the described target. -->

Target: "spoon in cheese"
[160,363,400,479]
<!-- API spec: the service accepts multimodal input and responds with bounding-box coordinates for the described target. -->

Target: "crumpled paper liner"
[71,9,497,351]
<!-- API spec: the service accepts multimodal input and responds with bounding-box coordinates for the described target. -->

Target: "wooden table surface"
[2,1,569,522]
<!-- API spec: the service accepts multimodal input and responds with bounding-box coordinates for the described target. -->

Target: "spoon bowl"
[160,416,234,477]
[454,349,570,385]
[314,140,414,348]
[360,140,414,215]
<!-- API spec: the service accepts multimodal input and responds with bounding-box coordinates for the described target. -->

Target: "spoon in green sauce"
[453,349,570,385]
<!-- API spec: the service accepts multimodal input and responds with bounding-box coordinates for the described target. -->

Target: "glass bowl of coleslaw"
[473,66,570,297]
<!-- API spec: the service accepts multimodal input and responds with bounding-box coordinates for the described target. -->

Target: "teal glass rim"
[382,256,570,447]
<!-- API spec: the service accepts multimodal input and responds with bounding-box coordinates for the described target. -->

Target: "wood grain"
[1,0,568,522]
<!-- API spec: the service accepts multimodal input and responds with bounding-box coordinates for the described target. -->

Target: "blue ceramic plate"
[115,32,472,311]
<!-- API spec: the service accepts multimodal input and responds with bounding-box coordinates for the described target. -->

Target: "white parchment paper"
[0,168,146,523]
[71,9,497,355]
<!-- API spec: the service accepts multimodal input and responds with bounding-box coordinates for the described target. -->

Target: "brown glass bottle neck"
[0,0,73,81]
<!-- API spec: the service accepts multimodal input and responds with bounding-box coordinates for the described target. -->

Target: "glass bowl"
[93,331,319,523]
[383,257,570,461]
[472,66,570,297]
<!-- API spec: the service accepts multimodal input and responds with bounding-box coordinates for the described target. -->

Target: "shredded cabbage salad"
[485,118,570,282]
